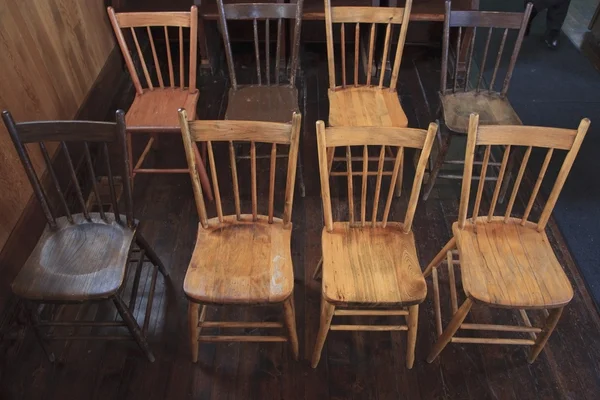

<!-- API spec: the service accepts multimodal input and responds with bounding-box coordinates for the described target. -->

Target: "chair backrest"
[2,110,134,230]
[441,1,532,96]
[217,0,304,89]
[178,110,302,229]
[458,113,589,232]
[316,121,437,232]
[324,0,412,91]
[107,6,198,95]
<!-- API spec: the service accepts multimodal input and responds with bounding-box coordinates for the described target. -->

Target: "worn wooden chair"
[424,113,589,363]
[324,0,412,196]
[2,109,169,362]
[310,120,437,369]
[422,1,533,200]
[107,6,213,200]
[178,109,301,361]
[216,0,305,195]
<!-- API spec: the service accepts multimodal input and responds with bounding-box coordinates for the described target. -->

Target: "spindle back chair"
[324,0,412,128]
[424,113,589,364]
[216,0,305,195]
[107,6,212,199]
[310,120,437,369]
[178,109,301,361]
[2,109,169,363]
[422,1,532,200]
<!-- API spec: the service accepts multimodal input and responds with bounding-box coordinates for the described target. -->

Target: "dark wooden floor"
[1,45,600,399]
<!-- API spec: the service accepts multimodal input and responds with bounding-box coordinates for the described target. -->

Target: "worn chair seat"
[454,218,574,309]
[225,86,299,123]
[321,222,427,306]
[441,91,522,133]
[126,88,199,131]
[183,215,294,304]
[11,213,135,302]
[328,87,408,127]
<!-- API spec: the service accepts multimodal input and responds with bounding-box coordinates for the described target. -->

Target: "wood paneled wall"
[0,0,115,249]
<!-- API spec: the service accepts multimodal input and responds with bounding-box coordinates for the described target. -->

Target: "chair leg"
[312,257,323,280]
[528,307,564,363]
[311,298,335,368]
[498,145,517,204]
[23,301,55,363]
[151,133,160,149]
[113,295,155,362]
[135,233,169,277]
[126,131,134,180]
[406,304,419,369]
[188,302,202,363]
[427,298,473,363]
[423,237,456,278]
[193,143,214,202]
[297,149,306,198]
[283,296,299,360]
[422,127,452,201]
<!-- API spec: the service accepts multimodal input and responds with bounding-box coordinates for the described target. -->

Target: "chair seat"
[328,87,408,127]
[454,218,574,309]
[12,213,135,302]
[183,215,294,304]
[441,91,522,133]
[225,85,299,123]
[126,88,199,131]
[321,222,427,306]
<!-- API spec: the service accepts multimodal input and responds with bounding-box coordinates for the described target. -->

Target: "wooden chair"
[216,0,305,196]
[178,109,301,361]
[2,109,169,362]
[423,113,589,363]
[310,120,438,369]
[324,0,412,196]
[422,1,533,200]
[107,6,213,200]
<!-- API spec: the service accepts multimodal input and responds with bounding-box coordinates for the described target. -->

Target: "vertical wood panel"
[0,0,115,248]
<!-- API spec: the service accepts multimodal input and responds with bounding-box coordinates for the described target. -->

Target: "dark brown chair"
[216,0,305,195]
[422,1,533,200]
[2,110,169,362]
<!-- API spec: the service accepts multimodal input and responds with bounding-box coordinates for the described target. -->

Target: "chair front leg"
[113,295,155,362]
[283,296,299,360]
[427,298,473,363]
[422,126,452,201]
[136,233,169,277]
[528,307,564,363]
[188,301,206,363]
[311,298,335,368]
[23,301,55,363]
[406,304,419,369]
[423,237,457,278]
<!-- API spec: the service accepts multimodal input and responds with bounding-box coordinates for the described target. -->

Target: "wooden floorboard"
[1,45,600,399]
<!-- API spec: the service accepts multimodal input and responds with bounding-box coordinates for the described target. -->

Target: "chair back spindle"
[458,113,590,232]
[217,1,304,89]
[324,0,412,91]
[108,6,199,94]
[178,110,302,229]
[316,122,437,233]
[440,1,532,96]
[2,110,134,230]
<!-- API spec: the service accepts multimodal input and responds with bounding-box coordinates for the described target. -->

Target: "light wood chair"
[424,113,590,363]
[422,1,533,200]
[324,0,412,196]
[107,6,213,200]
[178,109,301,362]
[2,109,169,363]
[310,120,438,369]
[216,0,305,196]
